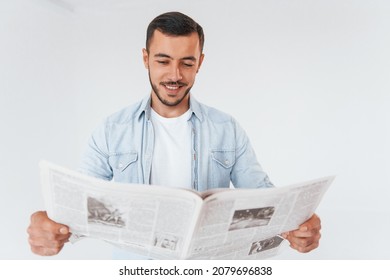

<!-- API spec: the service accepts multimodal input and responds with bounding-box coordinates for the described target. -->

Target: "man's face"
[143,30,204,109]
[161,237,176,249]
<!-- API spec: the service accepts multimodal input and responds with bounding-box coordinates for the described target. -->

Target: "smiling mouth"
[165,85,180,90]
[161,82,187,92]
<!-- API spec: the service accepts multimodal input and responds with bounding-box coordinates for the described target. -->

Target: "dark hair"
[146,12,204,53]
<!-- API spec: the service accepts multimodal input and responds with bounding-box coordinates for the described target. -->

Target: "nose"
[168,63,182,82]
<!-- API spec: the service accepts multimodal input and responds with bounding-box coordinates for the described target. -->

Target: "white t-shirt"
[150,108,192,189]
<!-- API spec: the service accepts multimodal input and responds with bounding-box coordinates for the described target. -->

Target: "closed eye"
[183,61,195,67]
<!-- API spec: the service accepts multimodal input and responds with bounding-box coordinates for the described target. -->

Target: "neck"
[151,93,190,118]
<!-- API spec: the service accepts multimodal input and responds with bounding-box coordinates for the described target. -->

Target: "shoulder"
[202,104,233,122]
[105,99,144,125]
[192,98,250,141]
[192,98,235,124]
[90,97,147,137]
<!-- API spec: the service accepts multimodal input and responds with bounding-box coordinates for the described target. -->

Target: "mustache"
[160,81,188,87]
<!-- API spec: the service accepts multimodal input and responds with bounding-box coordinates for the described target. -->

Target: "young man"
[27,12,321,257]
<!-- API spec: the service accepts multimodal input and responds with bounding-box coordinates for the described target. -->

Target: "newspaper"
[40,160,334,259]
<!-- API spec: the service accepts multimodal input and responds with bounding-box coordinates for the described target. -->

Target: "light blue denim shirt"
[79,95,273,191]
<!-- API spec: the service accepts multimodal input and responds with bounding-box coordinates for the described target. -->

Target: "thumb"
[31,211,69,235]
[58,226,69,235]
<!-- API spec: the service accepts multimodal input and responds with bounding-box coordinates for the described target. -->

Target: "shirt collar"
[137,95,152,121]
[137,94,204,122]
[189,95,204,122]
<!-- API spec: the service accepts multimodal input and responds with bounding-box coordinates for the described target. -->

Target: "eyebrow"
[154,53,197,61]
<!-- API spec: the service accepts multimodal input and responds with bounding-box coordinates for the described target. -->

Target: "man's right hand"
[27,211,70,256]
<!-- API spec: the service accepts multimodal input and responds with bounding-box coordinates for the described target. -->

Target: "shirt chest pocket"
[210,150,235,188]
[109,152,139,183]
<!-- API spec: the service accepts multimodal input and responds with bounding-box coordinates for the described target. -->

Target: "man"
[27,12,321,257]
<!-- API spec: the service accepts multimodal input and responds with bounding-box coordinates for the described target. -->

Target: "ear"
[142,48,149,69]
[196,53,205,73]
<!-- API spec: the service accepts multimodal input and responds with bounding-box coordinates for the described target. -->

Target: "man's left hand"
[282,213,321,253]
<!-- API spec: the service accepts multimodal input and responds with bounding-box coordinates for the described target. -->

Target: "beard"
[148,71,192,107]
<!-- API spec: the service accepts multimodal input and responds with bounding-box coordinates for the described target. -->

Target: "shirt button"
[118,163,123,168]
[224,160,229,164]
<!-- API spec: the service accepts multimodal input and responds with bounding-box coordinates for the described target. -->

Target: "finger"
[281,232,289,239]
[27,224,71,241]
[287,232,321,250]
[290,239,320,253]
[30,244,65,256]
[30,231,71,243]
[291,215,321,237]
[288,235,315,249]
[300,214,321,230]
[30,211,69,235]
[290,226,320,238]
[28,235,69,249]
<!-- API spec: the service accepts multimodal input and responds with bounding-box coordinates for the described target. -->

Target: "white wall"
[1,0,389,259]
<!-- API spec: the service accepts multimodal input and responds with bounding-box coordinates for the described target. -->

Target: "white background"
[1,0,389,259]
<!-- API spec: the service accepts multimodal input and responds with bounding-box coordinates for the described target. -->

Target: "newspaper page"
[40,161,203,259]
[187,176,334,259]
[40,161,334,259]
